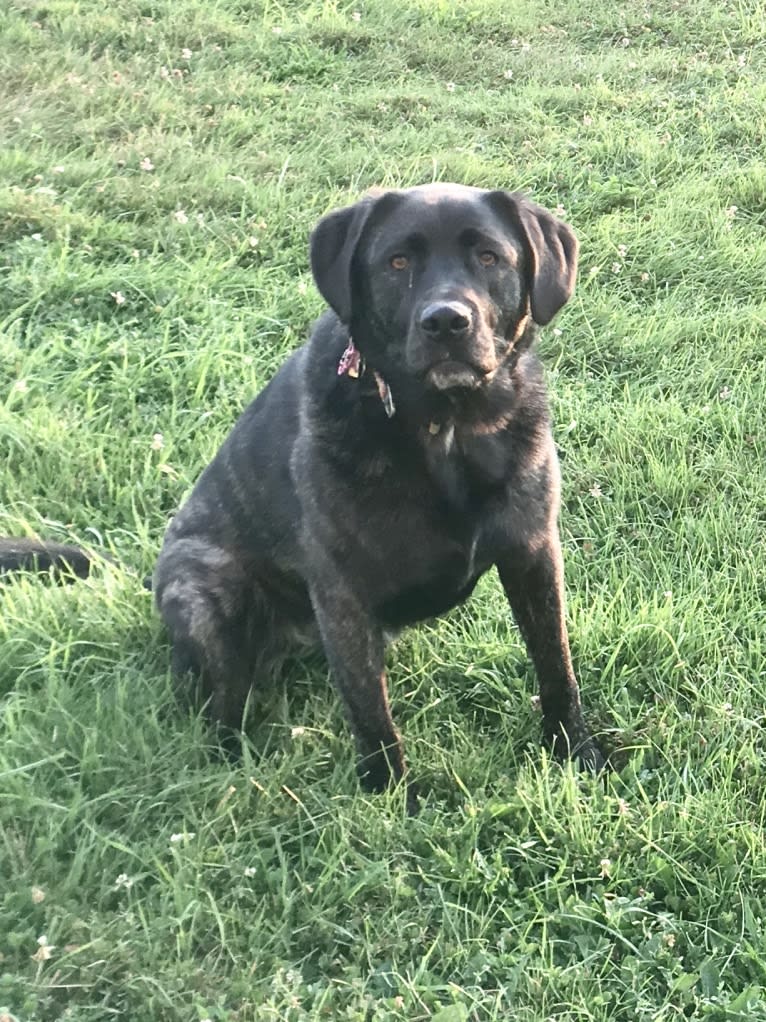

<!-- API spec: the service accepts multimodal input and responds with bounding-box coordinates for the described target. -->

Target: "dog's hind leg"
[154,538,258,739]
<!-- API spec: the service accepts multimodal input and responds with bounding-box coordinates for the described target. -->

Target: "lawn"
[2,0,766,1019]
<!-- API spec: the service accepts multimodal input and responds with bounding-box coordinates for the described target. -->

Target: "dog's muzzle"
[419,300,473,343]
[414,299,496,391]
[426,361,485,391]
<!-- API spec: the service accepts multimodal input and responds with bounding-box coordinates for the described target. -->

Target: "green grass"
[2,0,766,1018]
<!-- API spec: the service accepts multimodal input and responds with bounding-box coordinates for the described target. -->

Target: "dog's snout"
[419,301,472,339]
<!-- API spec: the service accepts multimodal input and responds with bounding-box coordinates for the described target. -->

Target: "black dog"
[2,184,604,803]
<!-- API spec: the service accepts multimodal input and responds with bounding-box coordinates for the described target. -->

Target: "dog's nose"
[419,301,472,339]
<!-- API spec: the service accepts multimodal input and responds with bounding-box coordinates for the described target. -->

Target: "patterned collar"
[337,338,396,418]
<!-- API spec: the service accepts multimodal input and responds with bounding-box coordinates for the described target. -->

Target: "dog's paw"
[545,721,607,775]
[404,779,421,816]
[574,738,607,775]
[357,751,419,813]
[357,753,395,794]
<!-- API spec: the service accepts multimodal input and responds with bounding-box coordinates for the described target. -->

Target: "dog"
[2,183,604,806]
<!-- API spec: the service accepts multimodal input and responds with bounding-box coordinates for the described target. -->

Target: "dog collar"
[337,338,396,418]
[337,338,363,378]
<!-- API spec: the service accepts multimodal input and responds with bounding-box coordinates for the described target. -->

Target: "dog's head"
[310,183,578,394]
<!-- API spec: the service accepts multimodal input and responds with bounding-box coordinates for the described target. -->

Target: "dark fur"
[0,537,94,580]
[3,184,604,805]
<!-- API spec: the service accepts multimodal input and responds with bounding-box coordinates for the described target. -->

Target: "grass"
[2,0,766,1018]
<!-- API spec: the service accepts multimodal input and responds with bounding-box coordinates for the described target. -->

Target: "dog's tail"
[0,537,99,582]
[0,536,153,589]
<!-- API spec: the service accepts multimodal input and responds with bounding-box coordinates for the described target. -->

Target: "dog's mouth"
[425,360,490,392]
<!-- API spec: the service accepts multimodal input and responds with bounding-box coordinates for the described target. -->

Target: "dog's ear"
[310,192,383,324]
[486,191,579,326]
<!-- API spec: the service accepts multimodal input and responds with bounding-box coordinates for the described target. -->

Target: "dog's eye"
[478,250,498,267]
[390,254,410,271]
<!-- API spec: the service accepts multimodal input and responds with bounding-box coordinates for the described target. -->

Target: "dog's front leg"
[497,536,604,771]
[307,571,414,804]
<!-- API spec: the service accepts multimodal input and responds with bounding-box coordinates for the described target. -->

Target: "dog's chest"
[371,516,483,628]
[420,421,513,509]
[358,443,499,627]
